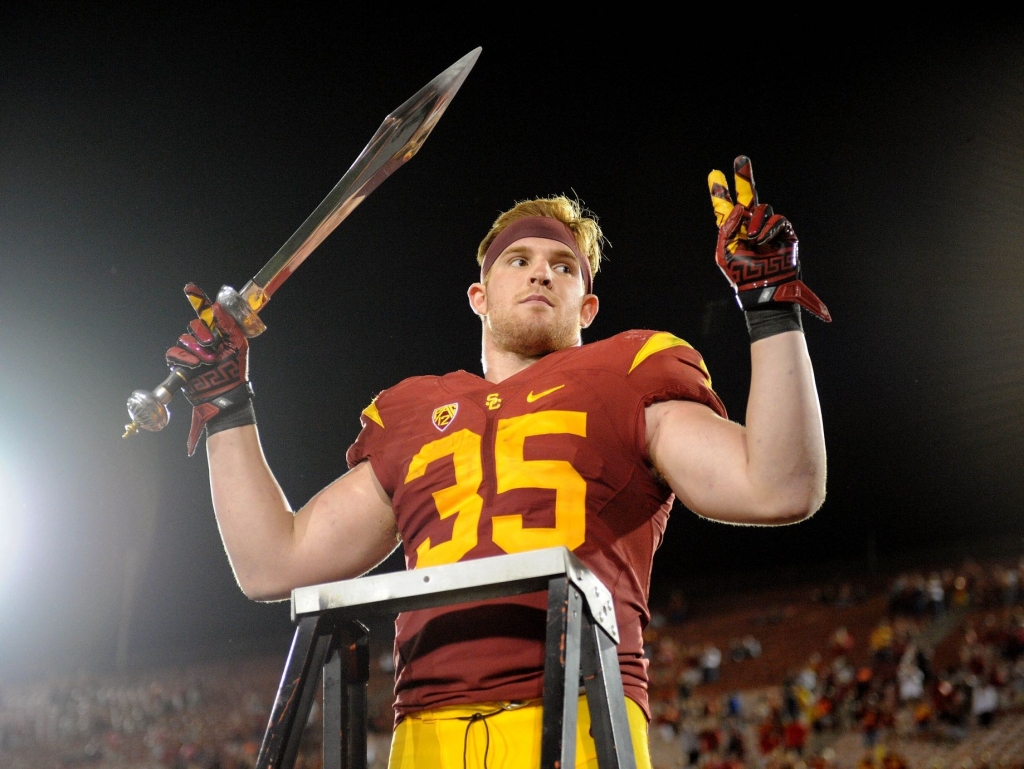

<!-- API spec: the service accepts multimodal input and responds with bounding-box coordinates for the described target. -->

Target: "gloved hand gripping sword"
[708,156,831,341]
[124,47,481,455]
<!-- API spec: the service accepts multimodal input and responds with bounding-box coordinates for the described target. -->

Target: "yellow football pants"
[387,694,652,769]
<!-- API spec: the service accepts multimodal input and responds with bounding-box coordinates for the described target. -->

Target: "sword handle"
[122,285,268,439]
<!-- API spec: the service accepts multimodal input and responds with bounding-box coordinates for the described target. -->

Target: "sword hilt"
[122,285,267,439]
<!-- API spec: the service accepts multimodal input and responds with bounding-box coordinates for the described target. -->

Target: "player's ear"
[468,282,487,316]
[579,293,599,329]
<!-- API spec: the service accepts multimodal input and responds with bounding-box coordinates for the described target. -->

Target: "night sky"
[2,14,1023,676]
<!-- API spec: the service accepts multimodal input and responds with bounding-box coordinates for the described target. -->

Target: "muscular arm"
[206,425,400,601]
[645,330,826,525]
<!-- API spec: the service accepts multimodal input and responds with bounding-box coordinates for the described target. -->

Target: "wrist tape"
[744,303,803,343]
[205,383,256,436]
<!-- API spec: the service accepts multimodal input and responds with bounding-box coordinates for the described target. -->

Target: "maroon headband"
[481,216,593,293]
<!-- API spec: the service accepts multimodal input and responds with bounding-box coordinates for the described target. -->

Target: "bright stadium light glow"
[0,458,27,592]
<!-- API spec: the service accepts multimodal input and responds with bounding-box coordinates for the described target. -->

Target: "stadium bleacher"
[3,550,1023,768]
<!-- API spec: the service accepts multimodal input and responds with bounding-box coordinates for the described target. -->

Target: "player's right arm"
[166,284,399,602]
[206,427,399,601]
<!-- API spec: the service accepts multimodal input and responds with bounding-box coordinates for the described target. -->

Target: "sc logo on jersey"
[431,403,459,432]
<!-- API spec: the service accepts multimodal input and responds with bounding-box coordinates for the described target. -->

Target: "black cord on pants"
[458,706,505,769]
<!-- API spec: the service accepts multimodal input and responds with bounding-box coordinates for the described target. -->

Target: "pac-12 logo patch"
[431,403,459,431]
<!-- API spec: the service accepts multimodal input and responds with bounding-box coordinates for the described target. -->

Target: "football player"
[166,156,829,768]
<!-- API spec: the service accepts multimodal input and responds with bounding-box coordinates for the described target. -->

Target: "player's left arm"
[645,330,826,525]
[645,156,828,525]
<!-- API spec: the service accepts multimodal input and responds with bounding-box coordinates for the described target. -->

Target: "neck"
[477,320,584,383]
[480,337,546,383]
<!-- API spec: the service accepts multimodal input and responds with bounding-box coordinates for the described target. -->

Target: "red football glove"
[708,156,830,322]
[165,283,254,456]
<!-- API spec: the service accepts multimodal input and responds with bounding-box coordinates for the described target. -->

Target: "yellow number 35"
[404,410,588,568]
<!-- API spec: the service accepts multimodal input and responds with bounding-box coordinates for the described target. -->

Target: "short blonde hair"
[476,195,606,280]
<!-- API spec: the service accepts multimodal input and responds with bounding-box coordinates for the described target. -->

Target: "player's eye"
[554,262,573,275]
[509,257,527,267]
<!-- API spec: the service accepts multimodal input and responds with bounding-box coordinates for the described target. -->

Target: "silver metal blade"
[239,46,482,314]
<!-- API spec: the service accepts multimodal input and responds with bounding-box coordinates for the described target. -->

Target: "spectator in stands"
[932,677,970,742]
[698,722,722,754]
[728,637,746,663]
[857,692,882,748]
[829,626,855,661]
[701,643,722,684]
[743,635,762,660]
[783,715,809,757]
[757,707,784,758]
[926,572,946,618]
[723,722,746,762]
[970,674,999,728]
[896,648,925,705]
[869,618,898,678]
[1006,612,1024,659]
[678,719,700,766]
[809,684,839,736]
[950,574,971,609]
[725,692,742,719]
[656,636,679,667]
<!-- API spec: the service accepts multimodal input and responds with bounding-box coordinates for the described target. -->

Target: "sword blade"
[239,46,481,314]
[123,47,481,439]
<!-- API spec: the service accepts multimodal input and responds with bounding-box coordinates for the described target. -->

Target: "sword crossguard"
[217,284,268,339]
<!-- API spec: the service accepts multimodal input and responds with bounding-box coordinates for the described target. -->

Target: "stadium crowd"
[3,554,1024,769]
[643,555,1024,768]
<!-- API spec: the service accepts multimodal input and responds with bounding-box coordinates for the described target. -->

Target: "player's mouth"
[520,294,554,307]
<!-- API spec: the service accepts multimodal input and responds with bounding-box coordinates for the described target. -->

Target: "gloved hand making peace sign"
[709,156,831,341]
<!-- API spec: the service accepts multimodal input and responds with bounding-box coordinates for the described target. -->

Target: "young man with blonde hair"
[166,156,829,768]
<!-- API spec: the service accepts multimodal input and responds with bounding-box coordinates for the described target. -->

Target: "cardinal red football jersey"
[346,330,727,723]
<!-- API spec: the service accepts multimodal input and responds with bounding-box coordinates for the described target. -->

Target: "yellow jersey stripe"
[362,401,385,429]
[628,332,712,387]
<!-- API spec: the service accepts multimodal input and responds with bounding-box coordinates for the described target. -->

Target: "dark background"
[2,13,1022,676]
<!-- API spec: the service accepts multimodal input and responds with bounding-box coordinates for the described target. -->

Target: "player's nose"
[529,261,553,286]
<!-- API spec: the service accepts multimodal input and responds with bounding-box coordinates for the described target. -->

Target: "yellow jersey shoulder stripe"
[361,400,384,429]
[627,331,712,387]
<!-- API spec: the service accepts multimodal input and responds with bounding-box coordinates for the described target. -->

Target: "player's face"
[468,237,599,357]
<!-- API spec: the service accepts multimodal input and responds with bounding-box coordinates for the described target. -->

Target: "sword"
[123,47,481,439]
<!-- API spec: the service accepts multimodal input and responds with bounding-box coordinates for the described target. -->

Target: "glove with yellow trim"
[708,156,831,339]
[165,283,255,456]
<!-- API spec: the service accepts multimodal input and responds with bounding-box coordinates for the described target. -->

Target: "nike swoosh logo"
[526,385,565,403]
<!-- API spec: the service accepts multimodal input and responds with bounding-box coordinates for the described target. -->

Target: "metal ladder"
[253,546,637,769]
